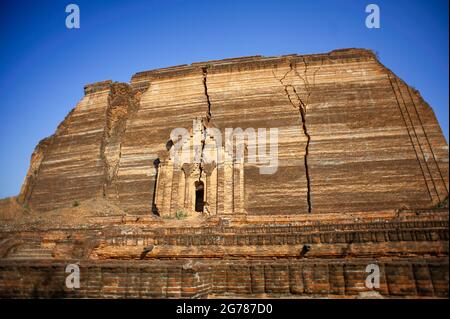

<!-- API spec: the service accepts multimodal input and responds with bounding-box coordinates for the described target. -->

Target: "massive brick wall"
[20,89,109,211]
[0,259,447,298]
[205,50,448,214]
[0,209,447,298]
[21,49,448,215]
[112,68,208,214]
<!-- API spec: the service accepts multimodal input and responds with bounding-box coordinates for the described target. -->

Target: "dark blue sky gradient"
[0,0,448,198]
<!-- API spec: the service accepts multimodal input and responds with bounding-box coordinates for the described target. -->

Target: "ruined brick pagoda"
[0,48,448,298]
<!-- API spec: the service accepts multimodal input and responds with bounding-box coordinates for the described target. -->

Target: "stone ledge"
[130,48,376,84]
[83,80,113,95]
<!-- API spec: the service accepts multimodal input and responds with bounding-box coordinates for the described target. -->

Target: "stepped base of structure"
[0,203,447,298]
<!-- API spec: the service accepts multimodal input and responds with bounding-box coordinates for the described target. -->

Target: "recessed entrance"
[195,181,204,212]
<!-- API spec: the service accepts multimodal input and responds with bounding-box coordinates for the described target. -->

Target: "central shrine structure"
[154,117,246,217]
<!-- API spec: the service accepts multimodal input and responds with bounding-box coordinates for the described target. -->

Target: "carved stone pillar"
[177,169,186,211]
[162,162,174,217]
[223,161,234,215]
[210,167,218,215]
[170,169,180,216]
[203,163,215,215]
[155,162,166,214]
[217,162,224,215]
[239,158,245,215]
[182,163,194,210]
[233,161,241,214]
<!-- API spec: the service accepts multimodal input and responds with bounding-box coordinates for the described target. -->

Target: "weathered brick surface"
[1,49,448,298]
[0,210,448,298]
[0,258,447,298]
[18,49,448,215]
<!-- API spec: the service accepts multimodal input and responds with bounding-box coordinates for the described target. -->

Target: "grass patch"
[435,196,448,209]
[175,210,188,220]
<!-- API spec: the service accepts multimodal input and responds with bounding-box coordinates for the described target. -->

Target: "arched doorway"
[195,181,204,212]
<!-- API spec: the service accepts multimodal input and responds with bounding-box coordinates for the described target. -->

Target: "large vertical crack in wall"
[197,66,213,181]
[273,58,323,214]
[202,66,212,121]
[297,91,312,214]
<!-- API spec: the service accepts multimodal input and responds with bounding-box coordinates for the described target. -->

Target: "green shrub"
[175,210,187,220]
[435,196,448,209]
[73,200,80,207]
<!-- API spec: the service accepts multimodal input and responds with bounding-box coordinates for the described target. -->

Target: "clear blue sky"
[0,0,448,198]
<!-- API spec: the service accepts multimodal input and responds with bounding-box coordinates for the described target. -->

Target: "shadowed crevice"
[273,62,314,213]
